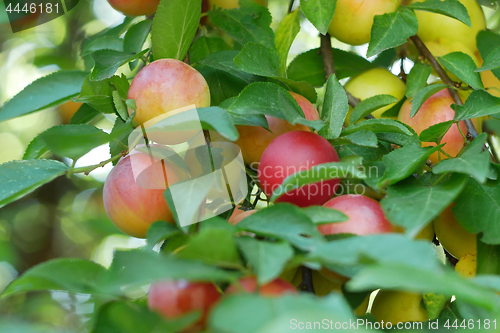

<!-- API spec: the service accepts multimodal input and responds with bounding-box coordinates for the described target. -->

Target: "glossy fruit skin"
[318,195,395,236]
[345,68,406,122]
[108,0,160,16]
[208,0,267,9]
[103,151,186,238]
[258,131,340,207]
[455,253,477,278]
[148,280,220,332]
[433,205,476,260]
[481,70,500,98]
[371,290,429,324]
[411,0,486,53]
[236,92,320,167]
[398,89,468,165]
[328,0,401,45]
[58,100,82,124]
[225,276,297,297]
[128,59,210,127]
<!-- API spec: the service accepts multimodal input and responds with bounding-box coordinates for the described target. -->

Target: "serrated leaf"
[476,46,500,72]
[190,36,232,64]
[332,130,379,148]
[381,173,468,238]
[2,259,105,297]
[438,52,484,89]
[408,0,471,26]
[477,30,500,81]
[199,50,260,83]
[342,118,413,136]
[367,8,418,58]
[453,177,500,244]
[410,84,448,117]
[433,133,490,183]
[208,2,275,49]
[236,237,293,284]
[70,104,101,124]
[406,62,432,98]
[38,125,112,160]
[349,94,398,124]
[23,136,49,160]
[0,159,68,209]
[271,157,367,202]
[124,20,152,54]
[419,120,454,143]
[270,77,317,103]
[236,204,325,251]
[146,221,180,250]
[0,71,88,122]
[196,65,252,106]
[377,144,443,188]
[233,43,281,77]
[151,0,201,60]
[452,89,500,120]
[300,0,337,35]
[90,49,148,81]
[319,74,349,139]
[197,107,240,141]
[300,206,348,224]
[275,10,300,76]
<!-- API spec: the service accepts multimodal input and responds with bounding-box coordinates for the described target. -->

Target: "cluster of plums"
[91,0,489,329]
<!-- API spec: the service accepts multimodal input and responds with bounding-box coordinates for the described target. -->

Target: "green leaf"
[342,118,413,136]
[90,49,148,81]
[176,228,242,269]
[438,52,484,90]
[275,10,300,76]
[319,74,349,139]
[332,130,379,148]
[190,36,232,64]
[146,221,180,250]
[151,0,201,60]
[124,20,152,54]
[406,62,432,98]
[300,0,337,35]
[477,30,500,81]
[408,0,471,26]
[23,136,49,160]
[70,104,101,125]
[0,71,88,122]
[433,133,490,183]
[347,263,500,312]
[199,50,261,83]
[271,158,367,202]
[236,204,325,251]
[210,293,358,333]
[229,82,323,131]
[0,159,68,209]
[38,125,112,160]
[77,76,115,114]
[198,107,239,141]
[410,84,448,117]
[196,65,252,106]
[236,237,293,285]
[300,206,348,224]
[270,77,317,104]
[308,234,442,276]
[233,43,281,77]
[208,2,275,49]
[381,173,468,237]
[453,89,500,120]
[287,48,375,87]
[453,177,500,244]
[98,249,238,294]
[2,259,105,298]
[378,144,443,188]
[476,46,500,72]
[419,120,454,143]
[349,94,398,124]
[92,301,199,333]
[109,117,134,165]
[82,36,124,57]
[477,239,500,275]
[424,293,450,320]
[367,8,418,58]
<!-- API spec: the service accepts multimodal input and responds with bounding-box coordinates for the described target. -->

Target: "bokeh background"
[0,0,499,331]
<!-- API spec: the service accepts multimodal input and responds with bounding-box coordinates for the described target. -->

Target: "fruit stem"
[409,35,479,140]
[298,267,315,293]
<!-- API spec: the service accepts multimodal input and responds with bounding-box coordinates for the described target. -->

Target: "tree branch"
[298,267,315,293]
[410,35,478,140]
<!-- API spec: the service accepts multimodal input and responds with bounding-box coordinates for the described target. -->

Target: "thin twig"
[288,0,295,13]
[298,267,315,293]
[410,35,478,140]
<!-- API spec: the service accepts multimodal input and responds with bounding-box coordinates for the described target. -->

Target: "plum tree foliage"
[2,0,500,331]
